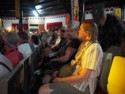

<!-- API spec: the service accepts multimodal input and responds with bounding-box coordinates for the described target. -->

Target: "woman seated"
[37,27,81,76]
[39,21,103,94]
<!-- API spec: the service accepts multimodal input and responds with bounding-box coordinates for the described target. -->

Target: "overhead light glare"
[33,10,39,17]
[35,5,42,9]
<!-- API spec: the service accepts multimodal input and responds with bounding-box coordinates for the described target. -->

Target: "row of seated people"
[0,31,40,79]
[0,47,124,94]
[0,22,124,94]
[32,22,124,94]
[29,21,104,94]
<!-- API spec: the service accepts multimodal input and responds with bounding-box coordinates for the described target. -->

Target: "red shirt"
[4,47,23,67]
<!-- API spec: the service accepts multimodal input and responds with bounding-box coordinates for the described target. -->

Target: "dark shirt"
[58,38,81,62]
[98,14,125,52]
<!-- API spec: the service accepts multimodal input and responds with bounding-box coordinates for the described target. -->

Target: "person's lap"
[49,83,83,94]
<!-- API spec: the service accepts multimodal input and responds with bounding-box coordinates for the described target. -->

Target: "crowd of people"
[0,3,125,94]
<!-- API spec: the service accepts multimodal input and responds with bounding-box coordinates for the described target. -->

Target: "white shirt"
[18,43,32,58]
[0,53,13,78]
[72,41,103,94]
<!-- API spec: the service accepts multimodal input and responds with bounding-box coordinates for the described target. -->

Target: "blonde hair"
[81,21,98,41]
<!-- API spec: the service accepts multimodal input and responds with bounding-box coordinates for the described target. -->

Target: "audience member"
[0,35,13,78]
[3,32,23,67]
[92,4,125,52]
[38,21,103,94]
[41,27,81,75]
[48,29,60,48]
[18,31,32,58]
[51,29,67,52]
[44,29,67,56]
[30,35,39,48]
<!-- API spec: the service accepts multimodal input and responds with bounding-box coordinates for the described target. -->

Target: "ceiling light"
[33,10,39,17]
[35,5,42,10]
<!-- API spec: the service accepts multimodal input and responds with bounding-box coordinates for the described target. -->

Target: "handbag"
[59,63,76,77]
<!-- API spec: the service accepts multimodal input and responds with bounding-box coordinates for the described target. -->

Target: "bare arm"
[51,47,77,63]
[53,68,92,84]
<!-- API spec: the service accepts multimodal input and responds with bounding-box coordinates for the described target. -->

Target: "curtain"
[47,22,62,30]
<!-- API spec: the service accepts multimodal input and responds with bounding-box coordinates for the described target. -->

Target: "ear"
[85,31,91,40]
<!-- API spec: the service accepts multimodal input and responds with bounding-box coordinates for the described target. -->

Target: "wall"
[45,16,67,30]
[2,15,68,31]
[3,18,28,31]
[28,17,44,32]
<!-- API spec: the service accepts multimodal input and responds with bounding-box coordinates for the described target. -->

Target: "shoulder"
[88,43,103,52]
[0,54,13,69]
[18,43,30,49]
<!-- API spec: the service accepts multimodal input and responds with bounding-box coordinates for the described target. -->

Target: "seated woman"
[18,31,32,58]
[38,21,103,94]
[41,27,81,75]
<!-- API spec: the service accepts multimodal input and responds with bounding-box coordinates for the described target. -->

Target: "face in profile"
[78,24,86,41]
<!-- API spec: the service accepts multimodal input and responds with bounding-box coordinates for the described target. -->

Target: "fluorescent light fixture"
[35,5,42,10]
[33,10,39,17]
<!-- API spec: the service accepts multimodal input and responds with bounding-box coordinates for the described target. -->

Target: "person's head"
[58,29,66,38]
[66,26,78,40]
[92,4,106,26]
[30,35,39,45]
[67,24,73,32]
[2,32,19,49]
[17,31,29,44]
[78,21,98,42]
[53,29,59,37]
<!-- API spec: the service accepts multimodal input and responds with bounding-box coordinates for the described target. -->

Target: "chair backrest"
[29,43,45,74]
[98,46,122,93]
[98,52,113,93]
[107,56,125,94]
[0,64,23,94]
[107,46,121,57]
[23,57,31,94]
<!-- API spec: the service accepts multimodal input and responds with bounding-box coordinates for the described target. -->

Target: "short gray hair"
[3,32,19,47]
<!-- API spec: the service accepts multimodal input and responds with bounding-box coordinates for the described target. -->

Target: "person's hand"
[42,75,51,84]
[52,71,59,77]
[50,58,57,62]
[53,77,62,83]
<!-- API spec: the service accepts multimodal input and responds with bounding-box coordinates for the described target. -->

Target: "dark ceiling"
[0,0,125,17]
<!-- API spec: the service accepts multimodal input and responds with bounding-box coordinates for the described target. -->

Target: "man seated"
[3,32,23,68]
[17,31,32,58]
